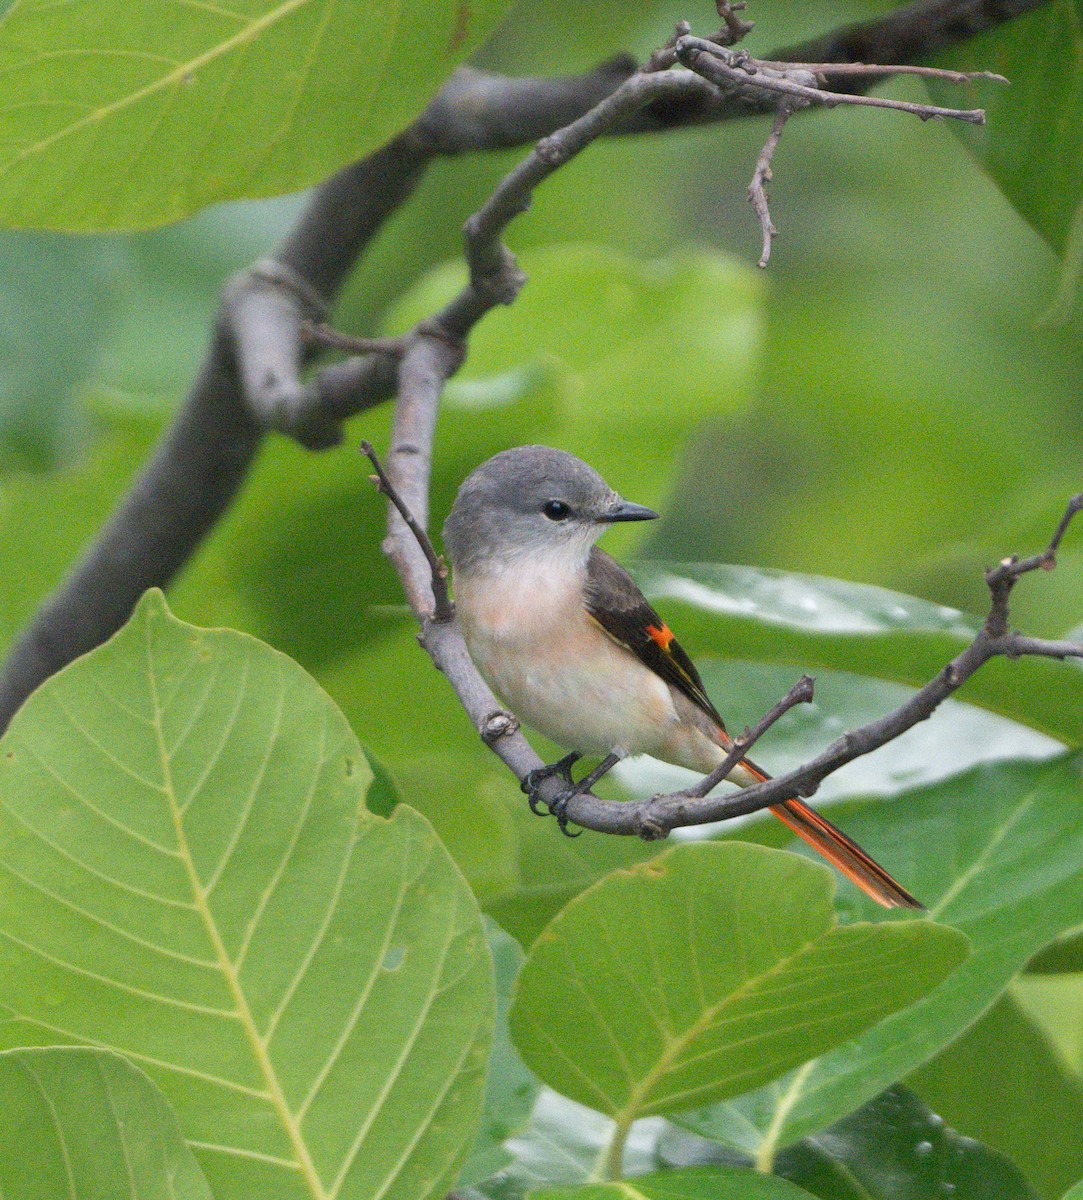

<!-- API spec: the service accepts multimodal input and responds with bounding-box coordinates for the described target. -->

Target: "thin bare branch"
[301,321,408,359]
[360,441,453,622]
[769,61,1008,83]
[749,104,795,268]
[676,36,989,124]
[687,674,816,799]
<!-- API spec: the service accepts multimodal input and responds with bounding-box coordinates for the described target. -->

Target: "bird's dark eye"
[543,500,572,521]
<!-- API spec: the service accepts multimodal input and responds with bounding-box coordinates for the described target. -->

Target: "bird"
[442,445,921,910]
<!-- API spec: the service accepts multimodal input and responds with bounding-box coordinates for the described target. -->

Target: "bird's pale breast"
[454,560,709,762]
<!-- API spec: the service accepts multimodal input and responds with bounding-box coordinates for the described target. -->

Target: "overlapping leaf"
[774,1085,1037,1200]
[459,920,540,1187]
[509,842,967,1126]
[0,1047,212,1200]
[0,590,493,1200]
[0,0,510,230]
[678,754,1083,1156]
[908,992,1083,1199]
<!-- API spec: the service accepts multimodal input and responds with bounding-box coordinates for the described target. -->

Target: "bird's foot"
[546,786,585,837]
[521,752,582,819]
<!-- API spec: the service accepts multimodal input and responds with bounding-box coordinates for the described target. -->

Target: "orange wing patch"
[646,623,675,652]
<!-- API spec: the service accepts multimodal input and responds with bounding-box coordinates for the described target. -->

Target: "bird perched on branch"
[443,445,921,909]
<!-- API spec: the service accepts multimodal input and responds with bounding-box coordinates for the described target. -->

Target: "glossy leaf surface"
[633,562,1083,746]
[775,1085,1037,1200]
[908,991,1083,1200]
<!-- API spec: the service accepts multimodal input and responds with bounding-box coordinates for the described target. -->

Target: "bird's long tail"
[737,756,923,910]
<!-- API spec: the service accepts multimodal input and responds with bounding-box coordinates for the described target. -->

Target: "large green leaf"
[774,1085,1037,1200]
[632,562,1083,745]
[931,0,1083,261]
[908,992,1083,1200]
[0,0,510,231]
[0,590,493,1200]
[1063,1183,1083,1200]
[677,754,1083,1155]
[0,1046,212,1200]
[531,1166,818,1200]
[509,843,967,1129]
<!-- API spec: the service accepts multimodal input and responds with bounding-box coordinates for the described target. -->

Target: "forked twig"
[674,32,1005,264]
[687,674,816,798]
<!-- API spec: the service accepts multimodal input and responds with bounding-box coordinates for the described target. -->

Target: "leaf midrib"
[610,926,826,1128]
[0,0,313,181]
[146,630,328,1200]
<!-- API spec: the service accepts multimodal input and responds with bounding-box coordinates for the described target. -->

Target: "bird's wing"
[584,550,922,909]
[584,548,727,731]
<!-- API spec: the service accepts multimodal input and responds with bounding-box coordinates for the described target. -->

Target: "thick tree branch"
[0,0,1051,732]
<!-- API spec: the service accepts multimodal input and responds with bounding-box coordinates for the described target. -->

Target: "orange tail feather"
[741,758,922,910]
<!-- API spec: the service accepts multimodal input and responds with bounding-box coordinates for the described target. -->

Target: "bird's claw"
[548,788,584,837]
[521,752,583,827]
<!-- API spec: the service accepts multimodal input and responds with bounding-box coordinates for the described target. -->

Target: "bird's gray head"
[442,445,658,575]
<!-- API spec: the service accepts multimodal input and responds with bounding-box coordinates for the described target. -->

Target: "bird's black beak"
[598,499,660,523]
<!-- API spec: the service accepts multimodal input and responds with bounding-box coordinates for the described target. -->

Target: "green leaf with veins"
[510,842,967,1132]
[0,1047,213,1200]
[0,0,510,231]
[677,754,1083,1157]
[0,590,493,1200]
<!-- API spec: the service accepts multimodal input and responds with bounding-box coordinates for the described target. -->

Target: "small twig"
[461,69,713,308]
[749,104,795,267]
[301,320,408,358]
[687,674,816,799]
[716,0,756,45]
[984,492,1083,637]
[643,21,693,73]
[360,441,453,622]
[760,61,1008,84]
[671,33,993,262]
[677,37,989,123]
